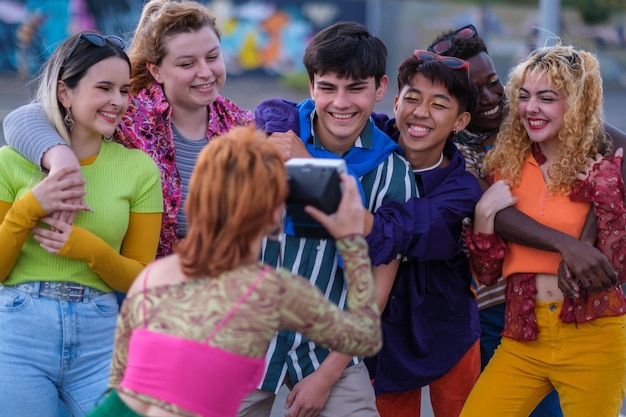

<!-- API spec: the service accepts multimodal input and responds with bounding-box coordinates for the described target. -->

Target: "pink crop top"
[119,267,270,417]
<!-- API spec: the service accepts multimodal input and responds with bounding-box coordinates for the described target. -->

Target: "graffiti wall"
[215,0,365,75]
[0,0,366,76]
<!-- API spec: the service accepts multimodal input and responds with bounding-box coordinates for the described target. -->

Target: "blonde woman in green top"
[0,32,162,417]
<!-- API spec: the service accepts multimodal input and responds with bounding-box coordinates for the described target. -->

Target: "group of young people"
[1,0,625,416]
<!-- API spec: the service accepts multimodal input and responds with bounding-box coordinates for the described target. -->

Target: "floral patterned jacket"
[114,83,252,257]
[466,150,626,341]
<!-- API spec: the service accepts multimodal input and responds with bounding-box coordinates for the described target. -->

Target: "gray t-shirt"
[171,124,207,238]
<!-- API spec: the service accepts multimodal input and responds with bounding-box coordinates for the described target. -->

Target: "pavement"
[1,73,626,416]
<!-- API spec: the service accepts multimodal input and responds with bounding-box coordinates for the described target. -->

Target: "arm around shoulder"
[3,103,69,170]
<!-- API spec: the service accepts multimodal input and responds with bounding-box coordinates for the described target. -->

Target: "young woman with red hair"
[88,126,383,417]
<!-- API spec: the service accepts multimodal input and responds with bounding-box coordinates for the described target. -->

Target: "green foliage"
[280,72,310,93]
[456,0,537,5]
[454,0,626,24]
[573,0,624,24]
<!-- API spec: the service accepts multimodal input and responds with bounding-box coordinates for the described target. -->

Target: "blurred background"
[0,0,626,145]
[2,0,626,144]
[1,0,626,87]
[1,1,625,415]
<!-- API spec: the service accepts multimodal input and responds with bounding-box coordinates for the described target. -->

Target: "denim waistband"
[8,281,107,302]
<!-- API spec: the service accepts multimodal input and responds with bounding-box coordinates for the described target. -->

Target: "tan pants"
[237,362,379,417]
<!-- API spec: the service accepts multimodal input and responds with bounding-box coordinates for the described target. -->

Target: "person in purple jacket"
[361,51,482,417]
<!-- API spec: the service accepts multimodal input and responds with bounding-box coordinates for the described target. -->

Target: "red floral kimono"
[466,147,626,341]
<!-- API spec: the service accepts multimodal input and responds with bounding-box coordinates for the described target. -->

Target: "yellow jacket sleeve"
[0,192,47,281]
[58,212,161,292]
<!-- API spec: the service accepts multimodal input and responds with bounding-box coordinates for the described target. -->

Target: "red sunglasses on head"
[427,24,478,54]
[413,49,470,75]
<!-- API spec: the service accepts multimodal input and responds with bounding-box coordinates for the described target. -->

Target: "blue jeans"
[480,303,563,417]
[0,283,118,417]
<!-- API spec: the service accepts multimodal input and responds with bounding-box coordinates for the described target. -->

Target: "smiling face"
[309,72,387,155]
[394,73,470,169]
[147,25,226,112]
[60,56,130,141]
[518,72,567,156]
[466,51,504,134]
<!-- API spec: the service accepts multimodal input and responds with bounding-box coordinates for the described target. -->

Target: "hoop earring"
[64,107,74,130]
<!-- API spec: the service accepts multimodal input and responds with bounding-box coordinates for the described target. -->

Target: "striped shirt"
[454,130,506,310]
[171,125,207,238]
[260,117,416,393]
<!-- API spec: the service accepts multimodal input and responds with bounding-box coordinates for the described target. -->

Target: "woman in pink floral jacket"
[4,0,252,257]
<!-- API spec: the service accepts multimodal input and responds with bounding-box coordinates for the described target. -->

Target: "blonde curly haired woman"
[461,44,626,416]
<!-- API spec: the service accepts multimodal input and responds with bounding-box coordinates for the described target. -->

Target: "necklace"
[413,153,444,172]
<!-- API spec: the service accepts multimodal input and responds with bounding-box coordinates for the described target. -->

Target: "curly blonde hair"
[176,126,288,278]
[484,44,611,194]
[128,0,219,94]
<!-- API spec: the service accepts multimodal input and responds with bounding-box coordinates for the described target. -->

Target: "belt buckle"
[59,282,84,302]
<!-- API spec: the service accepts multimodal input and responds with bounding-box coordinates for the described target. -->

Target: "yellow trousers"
[460,301,626,417]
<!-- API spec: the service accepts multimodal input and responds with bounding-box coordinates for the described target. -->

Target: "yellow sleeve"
[58,212,161,292]
[0,192,47,281]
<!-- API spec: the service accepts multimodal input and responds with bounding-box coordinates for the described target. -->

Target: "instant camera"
[285,158,346,239]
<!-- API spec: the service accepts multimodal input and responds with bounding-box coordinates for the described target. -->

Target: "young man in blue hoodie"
[248,21,416,417]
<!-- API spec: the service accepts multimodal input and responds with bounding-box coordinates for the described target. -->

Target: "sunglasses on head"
[63,33,125,66]
[413,49,470,75]
[427,24,478,54]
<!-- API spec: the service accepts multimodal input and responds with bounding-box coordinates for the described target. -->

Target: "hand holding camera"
[286,158,362,239]
[305,173,364,239]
